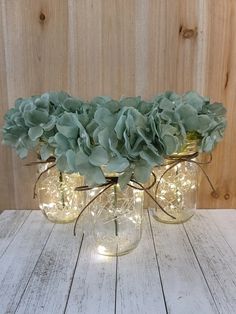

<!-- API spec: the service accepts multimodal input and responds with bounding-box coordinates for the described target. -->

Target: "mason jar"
[37,163,85,223]
[87,175,144,256]
[153,140,198,224]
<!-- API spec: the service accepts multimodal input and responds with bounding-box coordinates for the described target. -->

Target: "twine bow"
[155,152,216,196]
[73,172,176,236]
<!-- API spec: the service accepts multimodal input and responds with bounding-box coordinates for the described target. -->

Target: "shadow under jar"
[153,140,198,224]
[37,163,85,223]
[87,175,144,256]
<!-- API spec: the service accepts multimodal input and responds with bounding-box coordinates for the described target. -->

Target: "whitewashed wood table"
[0,209,236,314]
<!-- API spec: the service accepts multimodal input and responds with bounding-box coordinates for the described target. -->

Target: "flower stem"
[113,184,118,237]
[59,171,65,208]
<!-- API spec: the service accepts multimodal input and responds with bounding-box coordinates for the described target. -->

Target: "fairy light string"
[26,152,217,234]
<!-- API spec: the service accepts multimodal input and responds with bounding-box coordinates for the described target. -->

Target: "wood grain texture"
[0,210,31,257]
[0,0,69,209]
[68,0,103,98]
[210,210,236,254]
[0,5,16,209]
[0,210,236,313]
[184,212,236,314]
[15,224,84,314]
[197,0,236,208]
[149,210,218,314]
[0,211,54,313]
[65,234,116,314]
[0,0,235,209]
[116,213,166,314]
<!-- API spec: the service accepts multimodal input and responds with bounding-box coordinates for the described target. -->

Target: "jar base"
[41,209,79,224]
[152,211,195,224]
[96,239,140,257]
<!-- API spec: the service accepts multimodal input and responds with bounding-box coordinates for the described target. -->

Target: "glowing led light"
[97,245,107,254]
[88,181,143,256]
[154,155,197,223]
[37,164,85,223]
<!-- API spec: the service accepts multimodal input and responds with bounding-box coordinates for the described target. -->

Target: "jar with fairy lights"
[153,140,198,224]
[87,172,144,256]
[37,163,85,223]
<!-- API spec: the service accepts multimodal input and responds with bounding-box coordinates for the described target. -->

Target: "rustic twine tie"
[73,171,176,236]
[155,152,216,196]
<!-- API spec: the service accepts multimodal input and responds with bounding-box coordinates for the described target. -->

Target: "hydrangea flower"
[150,91,227,153]
[1,90,227,188]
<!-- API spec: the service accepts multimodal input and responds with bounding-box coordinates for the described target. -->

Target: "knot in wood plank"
[224,193,230,200]
[181,27,197,39]
[211,191,219,199]
[39,12,46,23]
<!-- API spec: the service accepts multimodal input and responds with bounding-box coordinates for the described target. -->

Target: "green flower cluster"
[2,91,227,188]
[151,91,227,153]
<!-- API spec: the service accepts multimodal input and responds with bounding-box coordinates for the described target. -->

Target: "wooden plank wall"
[0,0,235,210]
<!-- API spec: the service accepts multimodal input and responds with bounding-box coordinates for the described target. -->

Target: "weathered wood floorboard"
[0,211,54,313]
[116,213,167,314]
[184,211,236,314]
[65,235,116,314]
[15,224,84,314]
[0,209,31,258]
[0,210,235,314]
[149,210,218,314]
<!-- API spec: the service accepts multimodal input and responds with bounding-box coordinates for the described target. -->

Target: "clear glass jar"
[88,179,144,256]
[153,140,198,224]
[37,163,85,223]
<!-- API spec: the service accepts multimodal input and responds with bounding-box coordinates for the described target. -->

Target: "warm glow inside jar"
[87,174,144,256]
[153,140,198,224]
[37,163,85,223]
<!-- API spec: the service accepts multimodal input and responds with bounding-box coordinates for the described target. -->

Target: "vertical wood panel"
[0,0,235,209]
[68,0,103,98]
[136,0,200,97]
[198,0,236,208]
[1,0,69,209]
[0,4,15,209]
[101,0,136,98]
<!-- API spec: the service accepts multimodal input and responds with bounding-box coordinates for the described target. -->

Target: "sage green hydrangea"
[2,91,85,160]
[150,91,227,152]
[1,90,227,188]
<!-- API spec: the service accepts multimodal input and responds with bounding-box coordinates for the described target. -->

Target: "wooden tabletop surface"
[0,209,235,314]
